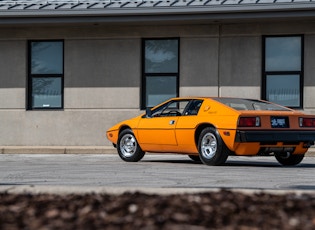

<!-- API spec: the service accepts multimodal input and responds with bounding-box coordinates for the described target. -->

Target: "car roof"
[168,97,292,111]
[171,96,261,101]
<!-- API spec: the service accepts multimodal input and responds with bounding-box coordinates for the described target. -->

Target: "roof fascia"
[0,3,315,25]
[1,3,315,16]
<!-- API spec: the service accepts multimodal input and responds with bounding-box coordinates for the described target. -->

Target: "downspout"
[217,24,221,97]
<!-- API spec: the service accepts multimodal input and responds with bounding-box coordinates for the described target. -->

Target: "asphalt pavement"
[1,153,315,195]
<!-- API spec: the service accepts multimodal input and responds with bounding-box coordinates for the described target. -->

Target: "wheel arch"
[119,125,132,134]
[117,126,145,162]
[194,123,216,148]
[118,125,141,145]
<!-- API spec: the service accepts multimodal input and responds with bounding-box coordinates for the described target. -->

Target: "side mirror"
[145,107,152,118]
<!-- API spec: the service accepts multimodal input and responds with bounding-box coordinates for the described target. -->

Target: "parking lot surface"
[1,154,315,194]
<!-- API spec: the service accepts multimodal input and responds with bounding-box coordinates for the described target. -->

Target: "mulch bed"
[0,190,315,230]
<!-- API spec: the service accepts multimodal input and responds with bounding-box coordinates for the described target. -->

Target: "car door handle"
[169,120,175,125]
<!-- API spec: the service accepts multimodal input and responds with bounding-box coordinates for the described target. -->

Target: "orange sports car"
[106,97,315,166]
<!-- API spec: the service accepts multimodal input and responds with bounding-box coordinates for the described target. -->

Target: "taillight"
[238,117,260,127]
[299,118,315,127]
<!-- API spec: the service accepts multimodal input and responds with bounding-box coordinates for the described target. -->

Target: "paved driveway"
[1,154,315,193]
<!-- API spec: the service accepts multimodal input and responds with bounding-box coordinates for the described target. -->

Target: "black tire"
[117,129,145,162]
[188,155,201,162]
[198,127,229,166]
[275,152,305,166]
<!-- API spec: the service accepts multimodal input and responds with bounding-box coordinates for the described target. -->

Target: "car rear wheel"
[198,127,229,166]
[117,129,145,162]
[274,152,305,166]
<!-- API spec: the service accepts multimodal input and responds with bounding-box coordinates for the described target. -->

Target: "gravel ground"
[1,190,315,230]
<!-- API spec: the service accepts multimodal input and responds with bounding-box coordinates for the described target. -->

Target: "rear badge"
[271,116,289,128]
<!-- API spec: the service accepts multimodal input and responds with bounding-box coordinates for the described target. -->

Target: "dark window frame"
[262,35,304,109]
[27,40,64,110]
[141,38,180,109]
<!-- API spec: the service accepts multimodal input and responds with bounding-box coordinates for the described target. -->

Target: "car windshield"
[212,98,291,111]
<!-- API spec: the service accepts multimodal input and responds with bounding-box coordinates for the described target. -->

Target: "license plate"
[271,116,289,128]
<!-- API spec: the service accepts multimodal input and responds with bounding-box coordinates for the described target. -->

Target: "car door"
[137,116,179,145]
[137,100,190,146]
[175,100,204,152]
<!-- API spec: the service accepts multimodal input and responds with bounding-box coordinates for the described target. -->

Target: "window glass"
[32,78,62,108]
[28,40,63,110]
[184,100,203,115]
[146,76,177,107]
[31,41,63,74]
[265,37,301,72]
[145,39,178,73]
[263,36,302,108]
[142,38,179,109]
[150,100,191,117]
[266,75,300,107]
[213,98,290,111]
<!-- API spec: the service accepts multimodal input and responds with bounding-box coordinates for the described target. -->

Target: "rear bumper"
[236,130,315,143]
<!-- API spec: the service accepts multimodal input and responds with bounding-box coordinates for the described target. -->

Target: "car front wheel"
[117,129,145,162]
[198,127,229,166]
[274,152,304,166]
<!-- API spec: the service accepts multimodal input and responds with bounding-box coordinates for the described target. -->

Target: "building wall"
[180,37,219,96]
[0,40,26,109]
[304,34,315,110]
[0,21,315,146]
[64,39,141,108]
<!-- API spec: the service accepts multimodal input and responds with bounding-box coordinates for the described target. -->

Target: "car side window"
[183,100,203,116]
[151,100,190,117]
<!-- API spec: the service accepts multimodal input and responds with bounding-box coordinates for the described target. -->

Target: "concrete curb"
[1,146,315,156]
[0,146,116,154]
[1,185,315,195]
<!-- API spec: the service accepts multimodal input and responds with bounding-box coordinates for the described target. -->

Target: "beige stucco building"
[1,0,315,147]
